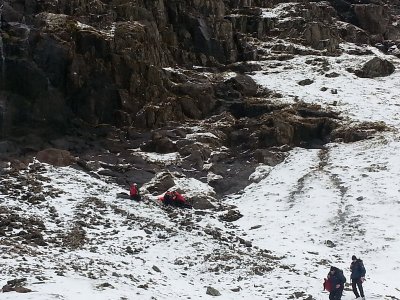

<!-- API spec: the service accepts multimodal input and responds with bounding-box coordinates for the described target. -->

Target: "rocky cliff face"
[0,0,398,192]
[0,0,237,133]
[1,0,399,137]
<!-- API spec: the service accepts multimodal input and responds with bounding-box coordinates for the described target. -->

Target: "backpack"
[358,260,366,277]
[339,269,347,283]
[324,278,333,292]
[163,193,172,202]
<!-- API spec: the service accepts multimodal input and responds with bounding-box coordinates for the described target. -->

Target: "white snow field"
[1,44,400,300]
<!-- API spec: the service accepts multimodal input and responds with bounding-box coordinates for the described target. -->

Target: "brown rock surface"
[36,148,76,166]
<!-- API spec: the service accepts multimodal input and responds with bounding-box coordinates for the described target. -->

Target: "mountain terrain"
[1,0,400,299]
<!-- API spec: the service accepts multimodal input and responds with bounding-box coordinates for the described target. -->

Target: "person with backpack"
[161,191,174,205]
[161,190,192,209]
[172,191,192,208]
[350,255,366,300]
[129,183,141,201]
[326,266,346,300]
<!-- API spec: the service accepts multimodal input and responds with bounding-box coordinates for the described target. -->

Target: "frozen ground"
[251,45,400,127]
[232,44,400,299]
[1,44,400,300]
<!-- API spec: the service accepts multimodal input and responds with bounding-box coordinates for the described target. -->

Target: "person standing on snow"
[129,183,141,201]
[327,266,346,300]
[350,255,366,300]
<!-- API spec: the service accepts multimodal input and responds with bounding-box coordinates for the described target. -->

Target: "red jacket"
[161,191,173,202]
[130,185,138,197]
[172,192,186,203]
[324,278,333,292]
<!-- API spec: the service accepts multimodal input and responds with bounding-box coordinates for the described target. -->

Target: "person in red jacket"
[172,191,192,208]
[172,191,185,203]
[161,191,192,209]
[129,183,141,201]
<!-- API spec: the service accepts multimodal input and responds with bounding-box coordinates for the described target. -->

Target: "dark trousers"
[352,279,364,298]
[329,288,343,300]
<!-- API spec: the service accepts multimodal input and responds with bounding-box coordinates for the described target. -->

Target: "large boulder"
[145,172,176,194]
[354,57,395,78]
[36,148,76,166]
[225,74,259,97]
[190,195,216,210]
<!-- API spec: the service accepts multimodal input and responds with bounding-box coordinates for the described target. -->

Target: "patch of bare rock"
[1,278,32,293]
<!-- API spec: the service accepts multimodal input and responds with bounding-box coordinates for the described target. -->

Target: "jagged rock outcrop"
[353,4,389,35]
[1,0,399,140]
[327,0,400,43]
[0,0,239,136]
[0,0,396,183]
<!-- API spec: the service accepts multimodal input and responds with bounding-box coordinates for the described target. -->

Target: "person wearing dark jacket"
[327,266,346,300]
[350,255,366,299]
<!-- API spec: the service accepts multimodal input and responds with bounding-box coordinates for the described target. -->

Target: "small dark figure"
[162,191,192,209]
[350,255,366,299]
[327,266,346,300]
[129,183,141,201]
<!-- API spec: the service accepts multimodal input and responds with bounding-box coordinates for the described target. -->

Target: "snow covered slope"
[1,45,400,300]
